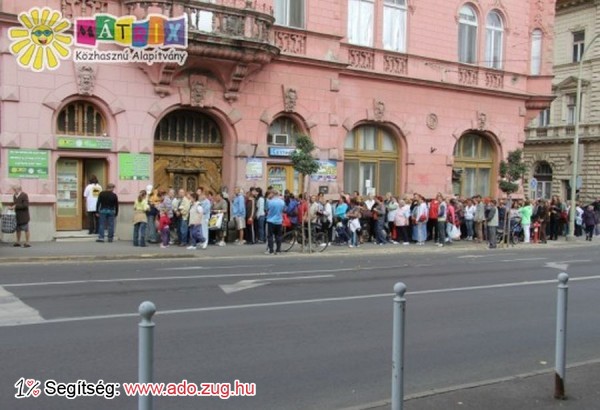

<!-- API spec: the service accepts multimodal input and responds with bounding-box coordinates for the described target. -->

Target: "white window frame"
[530,29,542,75]
[458,5,478,64]
[573,31,585,63]
[485,10,503,69]
[383,0,407,52]
[348,0,374,47]
[274,0,305,29]
[566,94,577,125]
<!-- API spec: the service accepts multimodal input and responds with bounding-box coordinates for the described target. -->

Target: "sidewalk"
[354,360,600,410]
[0,236,596,263]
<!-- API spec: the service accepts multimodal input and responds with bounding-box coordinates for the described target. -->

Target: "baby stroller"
[333,221,350,245]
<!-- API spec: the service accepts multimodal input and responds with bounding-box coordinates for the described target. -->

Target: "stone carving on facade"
[274,30,307,55]
[485,71,504,89]
[477,112,487,130]
[283,87,298,112]
[373,100,385,121]
[426,113,438,130]
[224,63,249,102]
[348,49,375,70]
[459,67,478,86]
[189,75,208,107]
[76,65,95,96]
[62,0,108,18]
[383,55,408,75]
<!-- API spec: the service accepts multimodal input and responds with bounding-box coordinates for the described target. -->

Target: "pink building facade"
[0,0,555,240]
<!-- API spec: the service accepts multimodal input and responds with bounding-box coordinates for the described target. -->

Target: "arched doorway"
[153,109,223,194]
[452,133,495,197]
[55,100,109,231]
[533,161,552,199]
[344,125,399,195]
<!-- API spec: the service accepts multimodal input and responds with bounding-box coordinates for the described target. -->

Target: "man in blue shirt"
[265,190,285,254]
[232,187,246,244]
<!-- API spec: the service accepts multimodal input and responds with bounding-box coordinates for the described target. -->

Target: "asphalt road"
[1,245,599,409]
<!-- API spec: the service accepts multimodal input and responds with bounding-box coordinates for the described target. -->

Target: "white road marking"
[0,286,44,326]
[5,274,600,327]
[1,265,403,288]
[500,258,547,262]
[219,274,335,294]
[545,262,569,271]
[158,264,274,271]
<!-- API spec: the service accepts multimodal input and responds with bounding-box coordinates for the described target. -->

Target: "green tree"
[290,134,319,252]
[498,149,527,246]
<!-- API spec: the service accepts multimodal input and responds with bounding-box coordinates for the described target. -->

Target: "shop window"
[452,133,495,197]
[57,101,106,136]
[344,125,398,195]
[155,110,222,145]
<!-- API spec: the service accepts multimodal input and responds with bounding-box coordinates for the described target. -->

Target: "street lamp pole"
[568,33,600,240]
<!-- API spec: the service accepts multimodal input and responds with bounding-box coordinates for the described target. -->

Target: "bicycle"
[281,224,329,253]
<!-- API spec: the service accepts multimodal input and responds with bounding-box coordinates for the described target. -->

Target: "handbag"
[1,210,17,233]
[282,213,292,228]
[209,213,224,230]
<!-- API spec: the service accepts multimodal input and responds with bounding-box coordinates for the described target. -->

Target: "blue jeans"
[133,222,147,246]
[189,224,205,246]
[146,214,158,242]
[98,210,116,241]
[375,218,387,244]
[465,220,474,238]
[256,215,266,242]
[179,219,189,245]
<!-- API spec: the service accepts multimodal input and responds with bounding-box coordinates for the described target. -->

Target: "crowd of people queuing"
[132,182,600,251]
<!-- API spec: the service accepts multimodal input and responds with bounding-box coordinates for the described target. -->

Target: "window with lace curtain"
[458,4,478,64]
[383,0,407,52]
[485,10,504,69]
[348,0,374,47]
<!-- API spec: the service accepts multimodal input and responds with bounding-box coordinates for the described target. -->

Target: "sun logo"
[8,8,73,72]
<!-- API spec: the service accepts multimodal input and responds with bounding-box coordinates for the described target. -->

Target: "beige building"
[524,0,600,204]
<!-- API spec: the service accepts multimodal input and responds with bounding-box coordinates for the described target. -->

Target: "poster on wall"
[118,153,151,180]
[8,149,49,179]
[311,160,337,182]
[245,158,263,180]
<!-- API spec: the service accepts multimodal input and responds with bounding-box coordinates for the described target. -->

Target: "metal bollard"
[392,282,407,410]
[139,301,156,410]
[554,273,569,400]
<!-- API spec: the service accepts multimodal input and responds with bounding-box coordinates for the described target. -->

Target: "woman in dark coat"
[10,185,30,247]
[582,205,598,241]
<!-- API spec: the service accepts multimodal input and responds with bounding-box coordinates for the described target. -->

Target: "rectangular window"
[344,160,359,194]
[538,108,550,127]
[379,161,396,195]
[573,31,585,62]
[530,29,542,75]
[275,0,305,28]
[383,0,406,52]
[566,94,577,125]
[348,0,374,47]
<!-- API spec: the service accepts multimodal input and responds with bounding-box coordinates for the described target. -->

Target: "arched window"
[344,125,398,195]
[485,11,504,69]
[154,110,222,145]
[268,116,302,146]
[452,133,494,197]
[57,101,106,136]
[533,161,552,199]
[530,29,543,75]
[458,4,478,64]
[383,0,407,52]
